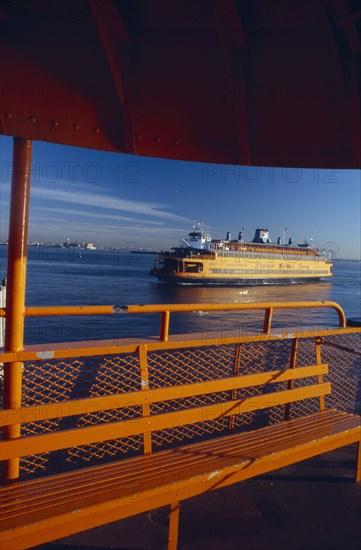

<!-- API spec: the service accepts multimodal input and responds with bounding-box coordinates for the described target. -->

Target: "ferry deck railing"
[0,300,360,482]
[0,299,347,342]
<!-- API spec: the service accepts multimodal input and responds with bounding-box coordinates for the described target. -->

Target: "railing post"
[139,344,152,455]
[3,138,32,481]
[263,307,273,334]
[335,306,346,327]
[229,343,242,430]
[284,338,298,420]
[315,336,325,411]
[160,310,170,341]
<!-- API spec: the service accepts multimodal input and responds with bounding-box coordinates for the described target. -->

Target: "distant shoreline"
[131,250,160,255]
[0,243,359,262]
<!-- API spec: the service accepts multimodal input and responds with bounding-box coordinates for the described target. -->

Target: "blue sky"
[1,135,360,258]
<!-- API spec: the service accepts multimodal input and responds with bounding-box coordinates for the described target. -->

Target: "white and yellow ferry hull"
[152,255,333,285]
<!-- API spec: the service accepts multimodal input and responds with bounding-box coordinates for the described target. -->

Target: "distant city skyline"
[1,135,360,259]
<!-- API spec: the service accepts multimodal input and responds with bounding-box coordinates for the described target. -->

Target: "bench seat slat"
[1,410,360,550]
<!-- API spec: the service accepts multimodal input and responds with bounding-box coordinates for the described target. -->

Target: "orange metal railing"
[0,300,347,342]
[0,302,360,484]
[0,299,357,482]
[0,323,360,479]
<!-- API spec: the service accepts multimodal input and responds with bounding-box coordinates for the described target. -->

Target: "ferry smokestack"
[226,231,231,240]
[238,231,243,241]
[252,228,271,244]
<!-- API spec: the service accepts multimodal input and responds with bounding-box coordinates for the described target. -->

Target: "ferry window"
[185,263,203,273]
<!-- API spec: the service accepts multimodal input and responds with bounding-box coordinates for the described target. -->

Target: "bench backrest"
[0,341,330,466]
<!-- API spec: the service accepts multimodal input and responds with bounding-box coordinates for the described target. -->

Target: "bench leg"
[356,441,361,483]
[168,501,180,550]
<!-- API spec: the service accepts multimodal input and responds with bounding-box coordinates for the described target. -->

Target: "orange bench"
[1,345,360,549]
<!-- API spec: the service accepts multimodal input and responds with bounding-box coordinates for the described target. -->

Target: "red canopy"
[0,0,359,168]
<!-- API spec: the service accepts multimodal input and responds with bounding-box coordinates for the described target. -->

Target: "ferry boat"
[150,223,333,285]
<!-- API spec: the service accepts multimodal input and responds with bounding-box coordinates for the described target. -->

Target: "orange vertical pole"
[229,343,242,430]
[168,502,180,550]
[139,344,152,455]
[263,307,273,334]
[315,336,325,411]
[284,338,298,421]
[3,138,32,481]
[160,310,170,341]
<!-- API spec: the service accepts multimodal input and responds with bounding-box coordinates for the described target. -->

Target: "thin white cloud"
[30,216,67,222]
[30,186,192,223]
[31,206,164,226]
[1,179,193,246]
[1,180,193,223]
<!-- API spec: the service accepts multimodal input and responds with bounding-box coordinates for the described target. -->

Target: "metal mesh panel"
[66,353,142,466]
[321,333,361,414]
[20,358,84,475]
[19,353,143,477]
[148,345,237,448]
[233,340,292,430]
[293,338,316,367]
[147,339,313,450]
[285,338,321,420]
